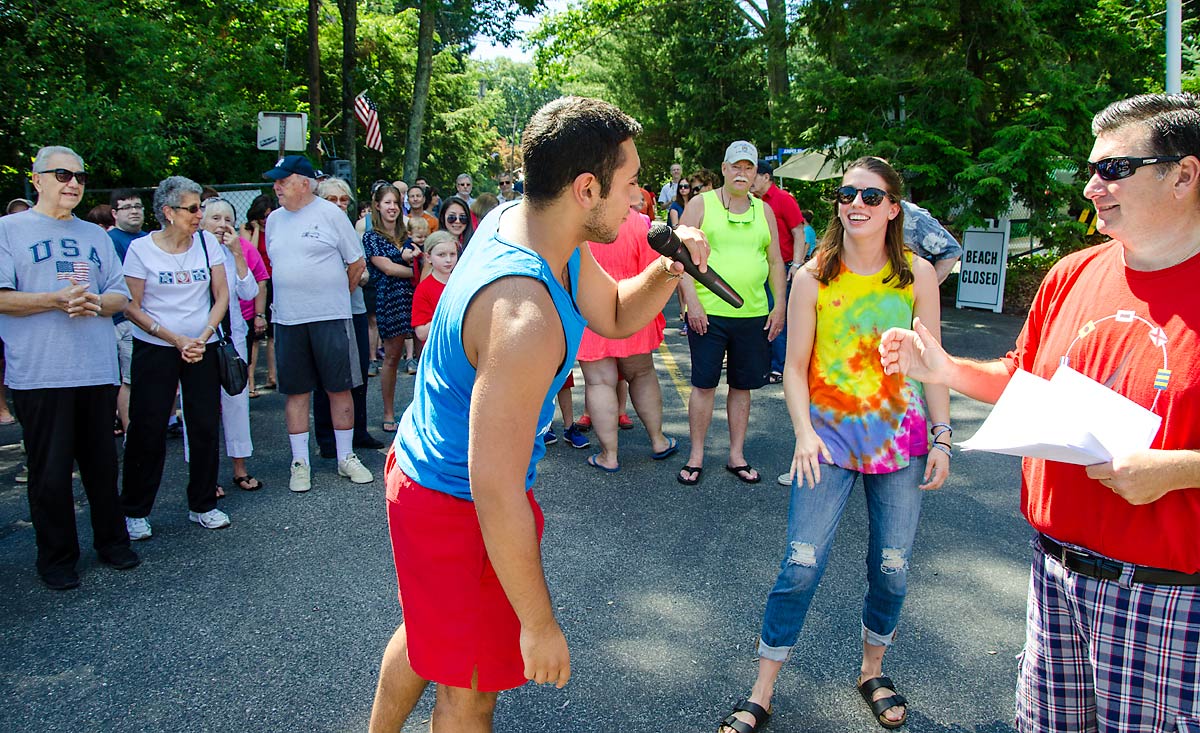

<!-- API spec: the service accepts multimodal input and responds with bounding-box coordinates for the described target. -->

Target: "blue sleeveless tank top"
[394,201,587,500]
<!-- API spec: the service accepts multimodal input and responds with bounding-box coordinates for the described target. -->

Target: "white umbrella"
[772,149,845,181]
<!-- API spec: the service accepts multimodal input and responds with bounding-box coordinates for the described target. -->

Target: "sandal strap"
[868,693,907,717]
[858,676,896,697]
[719,699,769,733]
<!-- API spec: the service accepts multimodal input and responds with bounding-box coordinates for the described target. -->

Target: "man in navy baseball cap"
[263,155,317,180]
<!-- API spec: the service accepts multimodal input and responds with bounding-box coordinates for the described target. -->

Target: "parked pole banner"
[956,219,1010,314]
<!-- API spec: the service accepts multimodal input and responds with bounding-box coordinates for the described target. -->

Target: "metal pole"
[1167,0,1182,94]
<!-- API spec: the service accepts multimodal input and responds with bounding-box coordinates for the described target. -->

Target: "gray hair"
[33,145,84,172]
[456,173,472,184]
[317,177,353,201]
[153,176,203,223]
[201,197,235,222]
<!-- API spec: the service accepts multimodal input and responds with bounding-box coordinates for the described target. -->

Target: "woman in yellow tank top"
[718,157,951,733]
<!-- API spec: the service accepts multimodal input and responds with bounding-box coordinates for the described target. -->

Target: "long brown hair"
[813,156,912,288]
[371,184,402,246]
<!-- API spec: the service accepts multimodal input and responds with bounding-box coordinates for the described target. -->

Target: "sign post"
[257,112,309,157]
[956,219,1010,313]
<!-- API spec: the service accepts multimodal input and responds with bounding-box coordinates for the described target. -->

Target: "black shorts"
[687,314,769,390]
[274,319,362,395]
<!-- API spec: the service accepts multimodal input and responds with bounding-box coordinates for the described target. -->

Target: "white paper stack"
[959,366,1162,466]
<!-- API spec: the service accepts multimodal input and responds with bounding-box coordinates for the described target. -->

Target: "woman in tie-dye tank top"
[718,157,950,733]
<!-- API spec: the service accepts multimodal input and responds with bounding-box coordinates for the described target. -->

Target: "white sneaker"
[777,472,792,486]
[338,453,374,484]
[125,516,152,540]
[188,508,231,529]
[290,460,311,493]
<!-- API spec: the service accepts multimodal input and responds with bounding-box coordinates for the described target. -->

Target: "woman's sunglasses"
[1087,155,1183,181]
[445,214,469,224]
[678,183,691,190]
[37,168,89,185]
[833,186,892,207]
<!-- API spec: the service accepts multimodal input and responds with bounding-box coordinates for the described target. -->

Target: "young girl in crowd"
[410,231,458,343]
[364,185,418,433]
[718,157,950,733]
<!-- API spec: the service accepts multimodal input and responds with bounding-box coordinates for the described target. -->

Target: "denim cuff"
[862,621,897,648]
[757,638,791,662]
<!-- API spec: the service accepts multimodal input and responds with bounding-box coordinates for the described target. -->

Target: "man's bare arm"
[465,276,571,688]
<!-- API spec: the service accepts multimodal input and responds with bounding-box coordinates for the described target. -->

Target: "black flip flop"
[725,464,762,484]
[858,676,908,729]
[677,465,703,485]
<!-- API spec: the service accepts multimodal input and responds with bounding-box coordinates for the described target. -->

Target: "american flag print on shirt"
[55,260,90,283]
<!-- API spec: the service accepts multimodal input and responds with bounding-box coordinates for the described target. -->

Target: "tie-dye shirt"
[809,255,928,473]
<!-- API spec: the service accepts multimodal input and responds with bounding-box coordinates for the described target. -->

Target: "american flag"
[56,261,89,282]
[354,92,383,153]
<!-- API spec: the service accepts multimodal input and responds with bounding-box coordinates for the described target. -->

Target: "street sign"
[257,112,308,153]
[956,219,1010,313]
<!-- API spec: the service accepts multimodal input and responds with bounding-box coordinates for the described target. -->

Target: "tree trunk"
[764,0,790,150]
[307,0,321,160]
[403,0,437,182]
[340,0,357,189]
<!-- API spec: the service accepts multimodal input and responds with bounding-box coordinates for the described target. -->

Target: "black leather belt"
[1037,534,1200,586]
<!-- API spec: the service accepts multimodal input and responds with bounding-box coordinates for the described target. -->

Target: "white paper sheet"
[958,366,1161,466]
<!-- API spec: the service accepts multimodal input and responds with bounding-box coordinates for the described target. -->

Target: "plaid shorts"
[1016,538,1200,733]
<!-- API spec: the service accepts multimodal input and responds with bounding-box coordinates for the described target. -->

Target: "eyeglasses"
[457,182,471,188]
[1087,155,1184,181]
[678,183,691,190]
[115,203,144,212]
[37,169,89,185]
[325,195,352,204]
[834,186,893,207]
[171,203,202,214]
[499,180,512,186]
[445,214,468,224]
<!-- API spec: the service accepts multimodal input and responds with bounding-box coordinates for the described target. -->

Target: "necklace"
[719,190,754,224]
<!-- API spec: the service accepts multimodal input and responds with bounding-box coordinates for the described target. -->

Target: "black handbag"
[200,232,250,396]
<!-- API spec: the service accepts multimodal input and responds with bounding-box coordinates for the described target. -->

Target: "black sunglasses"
[37,168,89,185]
[834,186,892,206]
[1087,155,1184,181]
[171,203,202,214]
[445,214,468,224]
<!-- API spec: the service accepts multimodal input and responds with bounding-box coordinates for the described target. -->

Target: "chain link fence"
[81,183,274,228]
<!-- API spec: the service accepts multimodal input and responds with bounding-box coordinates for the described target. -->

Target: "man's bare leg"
[432,682,499,733]
[369,623,430,732]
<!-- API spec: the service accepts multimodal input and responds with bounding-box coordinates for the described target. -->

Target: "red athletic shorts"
[385,451,545,692]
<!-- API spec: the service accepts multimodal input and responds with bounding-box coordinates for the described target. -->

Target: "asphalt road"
[0,303,1031,733]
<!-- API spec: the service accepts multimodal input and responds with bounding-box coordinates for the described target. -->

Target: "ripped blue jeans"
[758,458,926,661]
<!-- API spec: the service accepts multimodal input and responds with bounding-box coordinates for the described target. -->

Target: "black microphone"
[647,222,744,309]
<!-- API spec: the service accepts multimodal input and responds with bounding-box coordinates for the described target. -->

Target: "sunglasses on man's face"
[834,186,892,207]
[1087,155,1184,181]
[445,214,468,224]
[37,168,89,185]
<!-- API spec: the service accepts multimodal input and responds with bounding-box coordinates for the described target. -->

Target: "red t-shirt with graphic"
[1002,240,1200,572]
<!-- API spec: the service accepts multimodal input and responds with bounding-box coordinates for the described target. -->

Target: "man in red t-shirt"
[751,162,805,385]
[880,93,1200,732]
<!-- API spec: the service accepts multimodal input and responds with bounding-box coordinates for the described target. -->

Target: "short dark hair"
[521,96,642,209]
[247,193,276,225]
[1092,93,1200,161]
[109,188,140,208]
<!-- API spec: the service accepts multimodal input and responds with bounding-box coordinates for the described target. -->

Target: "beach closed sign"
[956,221,1010,313]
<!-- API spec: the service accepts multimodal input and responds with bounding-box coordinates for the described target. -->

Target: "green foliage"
[532,0,771,188]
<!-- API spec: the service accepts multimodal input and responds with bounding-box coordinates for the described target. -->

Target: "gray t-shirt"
[0,210,130,389]
[266,196,365,325]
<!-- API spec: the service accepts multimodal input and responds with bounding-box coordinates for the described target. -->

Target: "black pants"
[122,341,221,517]
[314,311,371,452]
[12,385,129,575]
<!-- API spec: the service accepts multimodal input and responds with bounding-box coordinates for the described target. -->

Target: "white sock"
[334,429,354,463]
[289,432,309,465]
